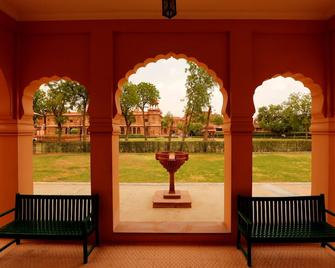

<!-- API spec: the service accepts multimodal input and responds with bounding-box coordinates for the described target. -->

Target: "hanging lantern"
[162,0,177,19]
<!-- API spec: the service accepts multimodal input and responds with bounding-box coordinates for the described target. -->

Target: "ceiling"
[0,0,334,21]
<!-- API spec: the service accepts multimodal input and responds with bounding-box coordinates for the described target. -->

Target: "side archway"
[253,72,326,199]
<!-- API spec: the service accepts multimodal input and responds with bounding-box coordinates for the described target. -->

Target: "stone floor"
[0,241,334,268]
[34,182,311,222]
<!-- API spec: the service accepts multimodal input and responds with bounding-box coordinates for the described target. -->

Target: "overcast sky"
[128,57,310,117]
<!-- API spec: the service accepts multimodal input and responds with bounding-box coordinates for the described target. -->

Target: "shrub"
[33,141,90,154]
[120,134,145,139]
[33,139,311,154]
[253,139,311,152]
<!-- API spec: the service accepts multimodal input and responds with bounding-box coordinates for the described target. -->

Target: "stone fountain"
[152,151,192,208]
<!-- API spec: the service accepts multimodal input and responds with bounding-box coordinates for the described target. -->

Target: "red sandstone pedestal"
[153,190,192,208]
[153,151,192,208]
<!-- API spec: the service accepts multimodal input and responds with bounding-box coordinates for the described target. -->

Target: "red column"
[223,30,254,233]
[0,118,34,225]
[88,31,117,240]
[311,118,335,225]
[90,119,120,240]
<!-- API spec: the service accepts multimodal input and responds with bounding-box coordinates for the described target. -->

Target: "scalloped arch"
[114,52,228,121]
[254,72,325,119]
[0,69,11,117]
[21,75,73,118]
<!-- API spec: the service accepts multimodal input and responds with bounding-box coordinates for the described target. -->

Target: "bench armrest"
[82,211,98,233]
[238,211,252,236]
[325,209,335,217]
[83,211,97,223]
[238,211,252,225]
[0,208,15,218]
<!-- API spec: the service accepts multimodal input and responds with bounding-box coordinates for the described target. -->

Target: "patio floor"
[0,240,334,267]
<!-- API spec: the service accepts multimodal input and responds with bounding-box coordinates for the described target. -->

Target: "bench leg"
[16,239,20,245]
[83,238,88,264]
[321,242,326,248]
[95,229,100,246]
[236,229,241,249]
[247,240,252,267]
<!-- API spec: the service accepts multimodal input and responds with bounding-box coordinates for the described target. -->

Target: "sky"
[128,57,310,117]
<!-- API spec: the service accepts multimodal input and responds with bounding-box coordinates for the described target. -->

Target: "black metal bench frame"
[0,194,99,264]
[237,194,335,267]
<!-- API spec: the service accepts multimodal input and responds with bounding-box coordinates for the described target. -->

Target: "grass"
[253,153,311,182]
[33,152,311,183]
[33,153,90,182]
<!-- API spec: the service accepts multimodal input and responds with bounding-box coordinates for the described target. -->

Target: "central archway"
[112,52,230,233]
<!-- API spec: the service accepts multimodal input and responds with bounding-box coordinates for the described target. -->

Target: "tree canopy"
[256,92,311,135]
[181,61,217,141]
[161,112,174,150]
[120,82,140,141]
[33,89,47,126]
[210,113,224,126]
[33,80,89,141]
[45,81,71,141]
[62,80,89,141]
[135,82,160,140]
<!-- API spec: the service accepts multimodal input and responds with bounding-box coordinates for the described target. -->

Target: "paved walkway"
[34,182,311,222]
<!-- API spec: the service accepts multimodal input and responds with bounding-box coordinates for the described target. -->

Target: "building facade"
[35,110,225,139]
[119,108,163,137]
[35,113,89,138]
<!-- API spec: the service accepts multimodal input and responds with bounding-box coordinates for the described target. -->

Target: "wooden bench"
[0,194,99,264]
[237,194,335,267]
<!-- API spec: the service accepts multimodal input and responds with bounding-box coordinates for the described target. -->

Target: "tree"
[121,82,139,141]
[46,81,72,141]
[256,92,311,136]
[182,61,217,142]
[64,81,89,141]
[210,113,224,126]
[188,122,203,136]
[33,89,48,131]
[136,82,160,141]
[257,104,290,135]
[284,93,311,136]
[162,112,174,150]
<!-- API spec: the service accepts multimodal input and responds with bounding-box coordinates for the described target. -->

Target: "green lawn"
[33,152,311,183]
